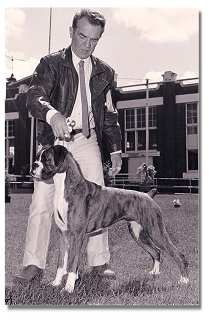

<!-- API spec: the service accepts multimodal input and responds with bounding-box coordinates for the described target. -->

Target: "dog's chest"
[53,173,68,231]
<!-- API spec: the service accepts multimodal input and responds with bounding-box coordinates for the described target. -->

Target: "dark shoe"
[91,263,116,279]
[13,265,43,286]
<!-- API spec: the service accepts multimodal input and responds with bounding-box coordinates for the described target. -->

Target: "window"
[187,103,197,124]
[149,129,158,149]
[187,126,197,135]
[125,109,135,129]
[125,106,158,153]
[5,120,15,173]
[136,108,145,128]
[149,106,157,127]
[137,131,145,150]
[126,131,135,151]
[186,103,198,135]
[188,149,198,171]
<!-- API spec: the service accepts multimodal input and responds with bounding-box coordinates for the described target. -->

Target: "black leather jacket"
[26,46,122,157]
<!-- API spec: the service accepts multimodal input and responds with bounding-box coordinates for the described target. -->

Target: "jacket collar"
[90,55,107,78]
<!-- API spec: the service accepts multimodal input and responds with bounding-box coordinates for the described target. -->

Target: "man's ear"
[69,26,73,38]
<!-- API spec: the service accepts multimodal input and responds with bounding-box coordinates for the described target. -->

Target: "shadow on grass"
[116,277,175,297]
[5,272,177,307]
[5,273,112,306]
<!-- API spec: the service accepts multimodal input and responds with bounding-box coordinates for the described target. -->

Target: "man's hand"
[110,153,122,177]
[50,113,70,140]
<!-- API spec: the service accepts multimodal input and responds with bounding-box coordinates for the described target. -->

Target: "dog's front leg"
[51,232,68,287]
[51,252,68,287]
[63,232,84,293]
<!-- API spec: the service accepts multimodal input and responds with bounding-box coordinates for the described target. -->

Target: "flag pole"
[48,8,52,54]
[145,79,149,165]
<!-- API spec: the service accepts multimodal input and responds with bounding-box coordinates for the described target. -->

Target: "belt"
[67,128,83,142]
[71,128,83,136]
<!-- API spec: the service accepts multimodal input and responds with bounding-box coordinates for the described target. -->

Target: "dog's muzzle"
[30,160,44,179]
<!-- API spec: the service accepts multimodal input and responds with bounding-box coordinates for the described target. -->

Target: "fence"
[6,174,34,193]
[6,174,199,194]
[109,175,199,193]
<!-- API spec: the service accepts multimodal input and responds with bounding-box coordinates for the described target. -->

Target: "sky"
[4,5,199,86]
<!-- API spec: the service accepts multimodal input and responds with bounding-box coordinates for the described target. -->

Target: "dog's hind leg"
[165,241,189,284]
[154,212,189,284]
[138,229,161,275]
[128,221,161,275]
[163,228,189,283]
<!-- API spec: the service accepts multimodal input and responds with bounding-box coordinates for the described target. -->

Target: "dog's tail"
[153,207,189,279]
[147,188,157,199]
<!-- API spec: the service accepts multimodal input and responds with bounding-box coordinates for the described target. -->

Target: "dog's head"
[30,145,69,180]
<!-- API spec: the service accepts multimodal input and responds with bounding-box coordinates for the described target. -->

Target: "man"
[15,9,122,284]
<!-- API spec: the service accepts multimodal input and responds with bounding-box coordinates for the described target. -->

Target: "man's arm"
[103,81,122,175]
[26,58,57,121]
[27,58,70,140]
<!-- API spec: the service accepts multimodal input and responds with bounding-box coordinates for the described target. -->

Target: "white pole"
[48,8,52,54]
[145,79,149,165]
[32,8,52,158]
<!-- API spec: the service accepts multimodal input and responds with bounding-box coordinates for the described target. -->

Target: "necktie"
[79,60,90,138]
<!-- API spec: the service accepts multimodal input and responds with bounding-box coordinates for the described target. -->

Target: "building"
[114,71,199,179]
[5,74,33,175]
[5,71,199,179]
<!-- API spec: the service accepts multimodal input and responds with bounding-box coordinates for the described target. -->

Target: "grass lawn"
[5,192,199,307]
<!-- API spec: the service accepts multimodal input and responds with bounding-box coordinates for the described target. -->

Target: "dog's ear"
[53,145,68,168]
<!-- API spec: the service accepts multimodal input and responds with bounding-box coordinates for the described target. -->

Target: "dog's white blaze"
[149,260,160,275]
[53,172,68,231]
[130,221,143,240]
[33,161,43,177]
[37,148,46,163]
[65,272,78,293]
[32,148,45,178]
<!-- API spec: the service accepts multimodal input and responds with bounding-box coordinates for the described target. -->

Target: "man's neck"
[71,49,90,63]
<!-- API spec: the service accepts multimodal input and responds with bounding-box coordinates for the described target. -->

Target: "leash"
[56,120,83,146]
[64,120,81,142]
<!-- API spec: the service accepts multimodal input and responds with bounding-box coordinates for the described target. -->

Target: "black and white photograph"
[4,2,201,309]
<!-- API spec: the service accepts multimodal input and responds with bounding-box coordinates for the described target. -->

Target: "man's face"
[70,17,103,59]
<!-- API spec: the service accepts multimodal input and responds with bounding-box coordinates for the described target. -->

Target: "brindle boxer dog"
[31,145,189,293]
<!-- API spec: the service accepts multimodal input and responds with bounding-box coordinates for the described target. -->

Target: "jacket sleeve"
[103,72,122,153]
[26,57,58,121]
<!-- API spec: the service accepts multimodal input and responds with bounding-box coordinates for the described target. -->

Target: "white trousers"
[23,130,110,268]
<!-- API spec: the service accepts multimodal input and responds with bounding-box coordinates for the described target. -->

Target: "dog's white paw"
[63,272,78,294]
[149,260,160,275]
[178,276,189,284]
[149,269,160,275]
[63,284,75,293]
[51,267,66,287]
[51,279,62,287]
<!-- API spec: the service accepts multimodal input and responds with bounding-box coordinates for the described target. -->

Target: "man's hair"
[72,9,106,34]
